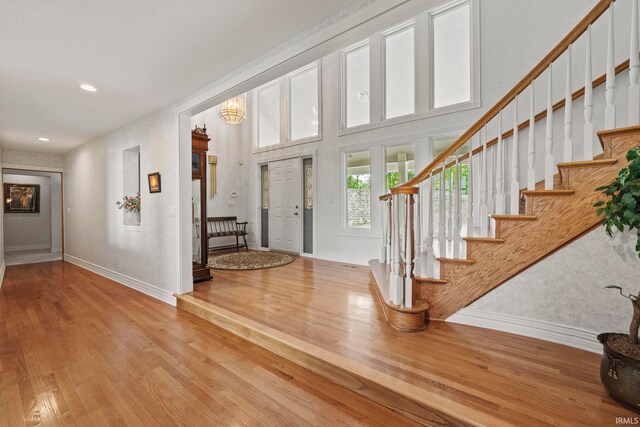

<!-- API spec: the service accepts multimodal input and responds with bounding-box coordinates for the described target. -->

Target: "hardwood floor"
[0,261,419,426]
[188,256,638,426]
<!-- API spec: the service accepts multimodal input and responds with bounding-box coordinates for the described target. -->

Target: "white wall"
[3,173,52,252]
[63,107,179,304]
[1,148,64,170]
[50,173,62,253]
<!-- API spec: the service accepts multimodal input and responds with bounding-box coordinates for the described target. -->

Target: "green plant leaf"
[629,149,640,161]
[593,200,605,207]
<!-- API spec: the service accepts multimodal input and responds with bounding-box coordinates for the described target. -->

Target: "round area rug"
[208,251,295,270]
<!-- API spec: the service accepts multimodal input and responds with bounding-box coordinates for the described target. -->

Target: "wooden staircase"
[418,128,633,321]
[371,0,640,331]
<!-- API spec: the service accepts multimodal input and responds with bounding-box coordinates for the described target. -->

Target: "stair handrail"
[387,0,615,195]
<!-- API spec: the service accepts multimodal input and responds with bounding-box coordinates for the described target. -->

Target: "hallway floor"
[0,261,415,426]
[4,249,62,266]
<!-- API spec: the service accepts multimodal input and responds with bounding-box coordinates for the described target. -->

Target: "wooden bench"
[207,216,248,252]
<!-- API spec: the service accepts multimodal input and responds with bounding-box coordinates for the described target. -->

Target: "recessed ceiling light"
[37,137,50,142]
[80,84,98,92]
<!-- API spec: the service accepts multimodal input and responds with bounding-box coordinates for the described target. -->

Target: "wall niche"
[122,146,141,226]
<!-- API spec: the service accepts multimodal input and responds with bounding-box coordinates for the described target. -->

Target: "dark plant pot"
[598,333,640,414]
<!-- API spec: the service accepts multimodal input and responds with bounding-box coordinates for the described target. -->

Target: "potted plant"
[594,146,640,412]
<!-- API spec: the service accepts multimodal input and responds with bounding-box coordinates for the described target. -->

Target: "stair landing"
[175,257,632,426]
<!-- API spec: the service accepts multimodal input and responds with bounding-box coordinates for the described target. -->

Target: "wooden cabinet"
[192,128,212,283]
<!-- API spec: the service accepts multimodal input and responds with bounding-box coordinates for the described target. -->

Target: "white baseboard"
[447,308,602,354]
[0,261,5,290]
[314,251,369,266]
[64,255,176,306]
[6,243,51,253]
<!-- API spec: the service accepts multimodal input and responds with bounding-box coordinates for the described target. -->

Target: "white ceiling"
[0,0,368,154]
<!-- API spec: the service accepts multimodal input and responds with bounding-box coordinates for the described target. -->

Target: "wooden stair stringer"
[422,127,639,322]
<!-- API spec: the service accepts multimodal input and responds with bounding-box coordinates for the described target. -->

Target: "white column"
[495,111,505,214]
[545,64,555,190]
[453,155,462,258]
[631,0,640,125]
[563,45,573,162]
[438,162,447,258]
[584,25,594,160]
[605,4,616,129]
[511,97,521,214]
[426,174,435,277]
[479,127,489,237]
[528,82,536,190]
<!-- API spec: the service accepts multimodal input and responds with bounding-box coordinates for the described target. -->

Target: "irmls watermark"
[616,417,640,425]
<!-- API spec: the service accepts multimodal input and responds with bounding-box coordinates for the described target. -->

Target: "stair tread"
[415,277,449,284]
[463,237,505,243]
[521,189,575,196]
[556,158,617,169]
[491,214,538,221]
[436,257,476,264]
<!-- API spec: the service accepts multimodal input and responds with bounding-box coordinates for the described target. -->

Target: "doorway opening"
[2,168,64,266]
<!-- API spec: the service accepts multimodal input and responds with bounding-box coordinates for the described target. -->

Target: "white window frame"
[382,20,416,121]
[428,0,479,113]
[340,39,371,131]
[286,61,323,145]
[342,147,375,235]
[338,0,480,136]
[254,80,282,150]
[382,141,417,191]
[253,61,323,153]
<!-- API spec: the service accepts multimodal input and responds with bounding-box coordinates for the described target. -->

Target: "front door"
[269,158,301,253]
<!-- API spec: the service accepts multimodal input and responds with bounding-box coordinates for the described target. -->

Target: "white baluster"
[564,45,573,162]
[605,4,616,129]
[438,162,446,258]
[386,198,392,264]
[404,194,413,308]
[390,194,402,304]
[511,97,521,214]
[480,127,489,237]
[487,144,495,216]
[379,197,387,263]
[495,111,505,214]
[466,142,474,237]
[447,164,453,240]
[528,82,536,189]
[416,183,422,257]
[453,155,461,258]
[584,25,594,160]
[426,174,435,277]
[545,64,555,190]
[631,0,640,125]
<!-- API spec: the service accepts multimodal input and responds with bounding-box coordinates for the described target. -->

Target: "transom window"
[341,0,477,132]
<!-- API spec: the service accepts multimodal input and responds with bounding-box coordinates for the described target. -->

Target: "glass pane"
[258,83,280,147]
[385,144,415,190]
[289,66,319,140]
[192,179,202,264]
[345,44,370,128]
[346,150,371,229]
[433,4,471,108]
[385,26,415,119]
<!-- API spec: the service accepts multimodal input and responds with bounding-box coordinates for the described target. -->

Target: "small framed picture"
[148,172,161,193]
[4,183,40,213]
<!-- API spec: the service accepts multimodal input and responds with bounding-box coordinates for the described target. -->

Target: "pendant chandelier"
[219,94,246,125]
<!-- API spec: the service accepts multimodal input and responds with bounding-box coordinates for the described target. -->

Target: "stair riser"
[427,132,636,321]
[176,295,466,426]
